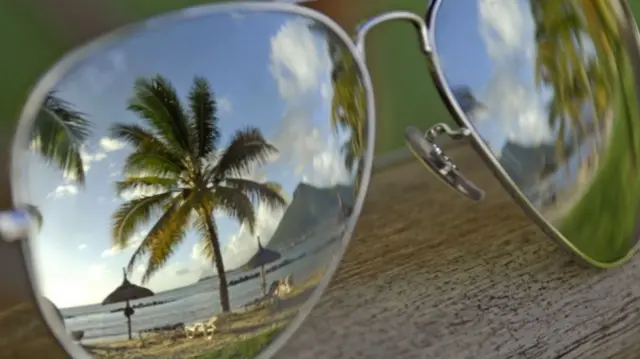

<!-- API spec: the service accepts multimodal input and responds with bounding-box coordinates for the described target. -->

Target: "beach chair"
[242,285,281,312]
[278,275,293,296]
[184,316,219,340]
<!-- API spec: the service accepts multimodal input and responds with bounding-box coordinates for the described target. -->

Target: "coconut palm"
[532,0,638,174]
[25,92,91,229]
[308,21,366,184]
[330,44,366,174]
[32,92,91,185]
[110,75,286,312]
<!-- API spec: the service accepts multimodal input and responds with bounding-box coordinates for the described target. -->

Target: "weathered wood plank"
[275,144,640,359]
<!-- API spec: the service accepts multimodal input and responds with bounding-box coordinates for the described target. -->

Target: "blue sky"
[434,0,604,199]
[24,10,354,308]
[434,0,557,155]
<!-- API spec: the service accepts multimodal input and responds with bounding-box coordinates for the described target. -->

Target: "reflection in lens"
[434,0,640,265]
[16,8,368,358]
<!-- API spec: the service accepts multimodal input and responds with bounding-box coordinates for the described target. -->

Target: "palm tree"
[330,44,366,174]
[532,1,592,168]
[32,92,91,185]
[23,92,91,228]
[309,21,366,186]
[532,0,638,173]
[110,75,286,312]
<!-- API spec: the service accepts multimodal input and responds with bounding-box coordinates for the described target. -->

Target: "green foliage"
[187,325,283,359]
[32,92,91,185]
[110,75,286,311]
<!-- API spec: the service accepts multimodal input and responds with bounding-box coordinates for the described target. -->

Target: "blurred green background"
[2,0,640,155]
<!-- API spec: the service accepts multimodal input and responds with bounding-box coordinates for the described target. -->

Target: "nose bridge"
[354,11,432,63]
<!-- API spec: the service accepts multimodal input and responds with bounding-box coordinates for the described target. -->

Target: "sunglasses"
[3,0,640,358]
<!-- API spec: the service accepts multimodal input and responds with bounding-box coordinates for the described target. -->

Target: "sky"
[434,0,605,203]
[434,0,556,156]
[22,10,357,308]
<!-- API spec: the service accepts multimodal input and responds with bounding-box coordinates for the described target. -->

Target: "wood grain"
[275,144,640,359]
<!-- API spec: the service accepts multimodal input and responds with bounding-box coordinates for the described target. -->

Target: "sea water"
[62,234,343,341]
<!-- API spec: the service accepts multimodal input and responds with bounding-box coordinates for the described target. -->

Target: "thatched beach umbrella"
[102,268,154,340]
[241,237,281,296]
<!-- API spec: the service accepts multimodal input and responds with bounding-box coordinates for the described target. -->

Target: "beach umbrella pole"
[260,264,266,296]
[124,300,134,340]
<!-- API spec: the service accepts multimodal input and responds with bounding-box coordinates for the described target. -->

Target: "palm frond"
[212,127,277,180]
[135,192,197,282]
[127,75,192,153]
[188,76,220,157]
[222,178,287,210]
[210,187,256,234]
[193,213,216,261]
[111,192,175,249]
[109,123,172,152]
[115,176,179,198]
[32,93,91,185]
[122,151,185,178]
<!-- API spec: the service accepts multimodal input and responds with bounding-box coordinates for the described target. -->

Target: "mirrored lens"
[433,0,640,265]
[14,6,370,358]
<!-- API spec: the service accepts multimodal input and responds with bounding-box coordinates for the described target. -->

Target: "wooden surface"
[274,144,640,359]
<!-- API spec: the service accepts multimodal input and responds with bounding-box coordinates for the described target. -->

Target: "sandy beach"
[84,271,323,359]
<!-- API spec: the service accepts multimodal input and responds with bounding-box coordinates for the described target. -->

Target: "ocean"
[61,230,344,342]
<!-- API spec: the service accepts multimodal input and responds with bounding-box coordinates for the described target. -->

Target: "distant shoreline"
[198,252,306,285]
[62,235,341,320]
[198,235,341,286]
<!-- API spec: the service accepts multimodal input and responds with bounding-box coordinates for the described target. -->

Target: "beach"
[85,269,323,359]
[61,233,340,343]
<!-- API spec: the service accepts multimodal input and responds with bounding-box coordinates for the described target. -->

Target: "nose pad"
[404,125,485,201]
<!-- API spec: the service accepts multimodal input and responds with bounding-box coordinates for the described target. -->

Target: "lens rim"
[10,2,377,358]
[425,0,639,268]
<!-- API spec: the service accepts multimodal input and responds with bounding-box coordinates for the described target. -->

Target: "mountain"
[266,182,355,251]
[500,142,558,202]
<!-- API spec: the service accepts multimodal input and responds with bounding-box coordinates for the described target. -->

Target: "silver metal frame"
[424,0,639,268]
[10,0,640,358]
[10,3,376,359]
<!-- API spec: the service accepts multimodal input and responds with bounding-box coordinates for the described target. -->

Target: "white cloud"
[478,0,527,61]
[47,184,78,198]
[270,107,350,187]
[61,144,109,182]
[268,20,350,187]
[269,17,331,102]
[99,137,126,152]
[188,18,354,277]
[304,148,350,187]
[102,229,147,257]
[476,0,552,151]
[192,203,286,272]
[217,96,233,114]
[78,244,87,250]
[135,263,145,273]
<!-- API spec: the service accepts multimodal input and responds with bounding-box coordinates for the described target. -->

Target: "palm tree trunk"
[203,213,231,313]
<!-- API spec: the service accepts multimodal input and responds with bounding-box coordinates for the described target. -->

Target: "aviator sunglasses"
[2,0,640,358]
